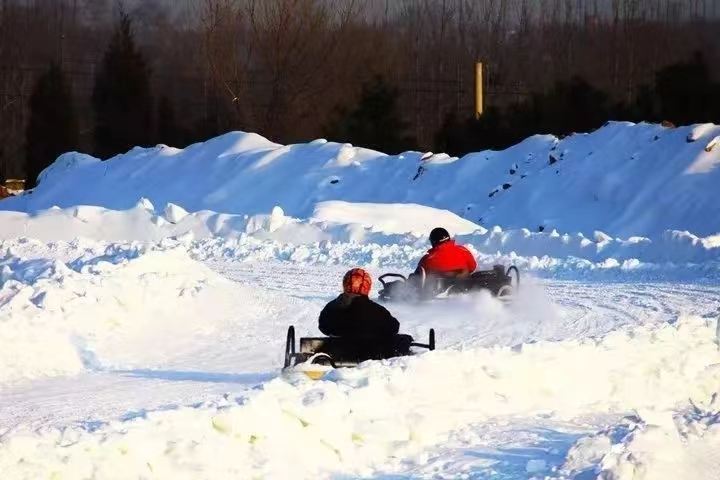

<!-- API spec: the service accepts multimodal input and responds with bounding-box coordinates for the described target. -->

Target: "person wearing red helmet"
[319,268,399,338]
[415,227,477,277]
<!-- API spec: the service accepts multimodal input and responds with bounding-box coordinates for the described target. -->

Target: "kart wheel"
[497,285,514,298]
[506,266,520,290]
[284,326,296,368]
[308,352,336,368]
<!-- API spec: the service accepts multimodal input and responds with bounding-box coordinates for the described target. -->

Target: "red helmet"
[343,268,372,296]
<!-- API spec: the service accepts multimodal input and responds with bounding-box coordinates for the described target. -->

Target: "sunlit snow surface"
[1,236,719,479]
[1,121,720,478]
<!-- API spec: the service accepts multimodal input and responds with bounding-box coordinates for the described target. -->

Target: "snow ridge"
[0,244,230,385]
[2,121,720,238]
[2,203,720,278]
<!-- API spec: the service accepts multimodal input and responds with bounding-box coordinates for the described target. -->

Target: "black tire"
[506,266,520,290]
[309,353,336,368]
[283,325,296,368]
[497,285,514,298]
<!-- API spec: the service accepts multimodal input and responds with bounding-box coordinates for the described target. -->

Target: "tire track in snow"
[1,259,719,478]
[208,261,720,349]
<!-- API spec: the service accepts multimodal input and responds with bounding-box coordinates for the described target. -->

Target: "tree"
[25,64,79,188]
[434,108,510,157]
[654,51,719,125]
[327,76,416,154]
[529,76,610,135]
[92,10,153,159]
[155,95,191,147]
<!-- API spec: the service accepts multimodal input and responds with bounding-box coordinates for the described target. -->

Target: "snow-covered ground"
[2,235,719,479]
[1,123,720,479]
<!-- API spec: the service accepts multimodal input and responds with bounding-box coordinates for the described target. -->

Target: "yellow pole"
[475,62,484,118]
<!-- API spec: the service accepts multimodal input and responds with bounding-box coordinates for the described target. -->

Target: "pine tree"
[156,95,186,147]
[25,64,79,188]
[92,10,153,158]
[327,76,416,154]
[655,51,718,125]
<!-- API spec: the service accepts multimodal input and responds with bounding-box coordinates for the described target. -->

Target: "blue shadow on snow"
[358,427,584,480]
[118,368,276,385]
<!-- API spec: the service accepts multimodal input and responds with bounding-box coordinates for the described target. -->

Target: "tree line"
[1,0,719,187]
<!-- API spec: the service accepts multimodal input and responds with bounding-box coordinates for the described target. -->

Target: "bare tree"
[0,0,718,170]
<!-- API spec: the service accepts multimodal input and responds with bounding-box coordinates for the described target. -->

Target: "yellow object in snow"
[302,369,327,380]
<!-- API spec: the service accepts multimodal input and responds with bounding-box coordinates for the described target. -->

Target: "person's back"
[417,227,477,277]
[319,293,399,338]
[318,268,399,338]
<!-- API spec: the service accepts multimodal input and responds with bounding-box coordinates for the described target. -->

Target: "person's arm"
[463,246,477,272]
[367,302,399,336]
[318,303,341,336]
[414,253,429,274]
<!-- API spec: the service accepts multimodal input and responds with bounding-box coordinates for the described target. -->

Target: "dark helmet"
[429,227,451,247]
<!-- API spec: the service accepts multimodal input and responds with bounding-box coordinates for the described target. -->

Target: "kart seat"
[470,265,507,279]
[299,335,414,366]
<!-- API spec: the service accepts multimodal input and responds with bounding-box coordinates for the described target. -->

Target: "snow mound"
[0,245,233,385]
[312,200,485,235]
[0,203,306,243]
[246,205,289,234]
[163,202,188,224]
[3,122,720,238]
[559,405,720,479]
[3,204,720,275]
[35,151,100,186]
[1,315,718,478]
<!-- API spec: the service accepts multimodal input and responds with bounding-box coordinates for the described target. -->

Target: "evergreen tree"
[25,64,79,188]
[156,95,184,147]
[434,107,510,157]
[654,51,719,124]
[529,77,609,136]
[92,10,153,158]
[327,76,416,154]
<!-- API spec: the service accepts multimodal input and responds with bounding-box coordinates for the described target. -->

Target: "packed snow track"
[1,243,719,480]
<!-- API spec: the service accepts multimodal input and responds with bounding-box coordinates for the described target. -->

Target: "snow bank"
[0,201,469,245]
[559,405,720,479]
[0,244,234,385]
[312,200,485,235]
[0,199,253,243]
[1,315,718,478]
[3,122,720,238]
[35,151,100,186]
[3,203,720,274]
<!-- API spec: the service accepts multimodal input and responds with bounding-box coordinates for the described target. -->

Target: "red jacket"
[417,240,477,276]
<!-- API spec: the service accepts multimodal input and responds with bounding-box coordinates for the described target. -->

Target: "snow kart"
[377,264,520,303]
[282,325,435,380]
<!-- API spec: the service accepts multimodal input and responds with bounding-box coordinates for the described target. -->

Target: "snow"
[2,203,720,276]
[312,200,485,235]
[163,202,188,224]
[1,236,719,479]
[0,122,720,479]
[3,121,720,238]
[0,245,241,385]
[559,407,720,479]
[1,266,718,479]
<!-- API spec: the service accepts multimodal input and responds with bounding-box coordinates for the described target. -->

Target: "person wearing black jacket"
[319,268,399,338]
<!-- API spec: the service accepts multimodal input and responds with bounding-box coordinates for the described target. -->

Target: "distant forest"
[1,0,720,186]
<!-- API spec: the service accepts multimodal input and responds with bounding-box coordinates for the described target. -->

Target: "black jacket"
[318,293,399,338]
